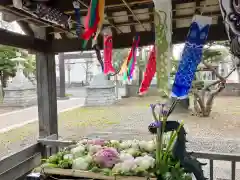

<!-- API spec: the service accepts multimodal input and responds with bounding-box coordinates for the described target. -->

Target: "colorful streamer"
[171,16,211,99]
[139,46,156,95]
[82,0,100,41]
[103,34,115,74]
[73,1,81,37]
[81,0,105,48]
[119,35,140,81]
[94,0,105,40]
[127,35,140,80]
[119,56,129,75]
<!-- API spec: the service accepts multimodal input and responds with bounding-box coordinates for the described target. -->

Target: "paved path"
[0,98,85,133]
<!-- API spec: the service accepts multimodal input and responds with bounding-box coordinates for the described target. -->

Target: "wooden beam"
[172,2,177,29]
[0,28,50,52]
[18,21,34,36]
[35,27,58,157]
[120,0,147,31]
[52,23,228,52]
[126,6,138,33]
[172,24,228,43]
[63,0,153,15]
[148,6,154,31]
[63,53,94,59]
[52,31,154,52]
[105,11,118,35]
[174,11,221,19]
[195,0,201,14]
[0,0,12,6]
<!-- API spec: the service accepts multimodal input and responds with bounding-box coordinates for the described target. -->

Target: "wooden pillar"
[58,53,66,98]
[34,27,58,156]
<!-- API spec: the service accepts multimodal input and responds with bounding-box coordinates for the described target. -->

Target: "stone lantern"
[2,54,37,107]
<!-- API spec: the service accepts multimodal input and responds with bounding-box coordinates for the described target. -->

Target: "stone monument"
[2,56,37,107]
[84,73,116,106]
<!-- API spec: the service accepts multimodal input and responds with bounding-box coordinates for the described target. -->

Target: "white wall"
[56,55,102,84]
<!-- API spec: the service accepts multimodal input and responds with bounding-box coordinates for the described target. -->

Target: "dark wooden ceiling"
[0,0,228,52]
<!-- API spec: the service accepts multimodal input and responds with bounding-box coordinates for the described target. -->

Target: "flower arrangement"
[148,99,206,180]
[41,99,206,180]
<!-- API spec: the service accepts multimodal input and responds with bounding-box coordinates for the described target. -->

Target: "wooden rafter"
[105,11,119,35]
[18,21,34,36]
[0,28,50,52]
[120,0,147,31]
[64,0,153,14]
[126,8,136,33]
[51,23,228,53]
[0,0,227,50]
[172,2,177,29]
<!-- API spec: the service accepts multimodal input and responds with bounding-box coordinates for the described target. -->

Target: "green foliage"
[112,49,129,70]
[0,46,36,97]
[22,54,36,82]
[202,48,222,62]
[0,45,18,90]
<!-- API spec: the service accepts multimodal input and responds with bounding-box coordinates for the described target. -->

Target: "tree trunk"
[192,83,225,117]
[138,68,143,86]
[0,73,5,97]
[237,68,240,83]
[192,61,236,117]
[193,94,212,117]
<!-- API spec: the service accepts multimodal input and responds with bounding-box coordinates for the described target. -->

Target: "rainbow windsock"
[82,0,105,47]
[122,35,140,81]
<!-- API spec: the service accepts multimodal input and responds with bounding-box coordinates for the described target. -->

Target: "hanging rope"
[200,0,208,15]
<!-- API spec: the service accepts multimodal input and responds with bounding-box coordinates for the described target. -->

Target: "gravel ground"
[0,96,240,159]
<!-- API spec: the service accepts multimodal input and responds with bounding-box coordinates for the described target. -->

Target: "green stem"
[160,117,167,156]
[163,122,184,161]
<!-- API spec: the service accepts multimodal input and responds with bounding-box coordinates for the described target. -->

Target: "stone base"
[84,87,116,106]
[84,74,116,106]
[2,88,37,107]
[57,96,70,100]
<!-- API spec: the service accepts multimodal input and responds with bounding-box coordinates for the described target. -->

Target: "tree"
[191,46,236,117]
[112,48,129,72]
[0,45,18,96]
[22,54,36,84]
[82,59,94,85]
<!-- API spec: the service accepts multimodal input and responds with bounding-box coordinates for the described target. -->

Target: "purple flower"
[93,147,120,168]
[149,121,161,128]
[150,104,156,110]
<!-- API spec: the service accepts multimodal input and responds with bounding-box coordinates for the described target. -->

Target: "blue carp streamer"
[171,22,210,99]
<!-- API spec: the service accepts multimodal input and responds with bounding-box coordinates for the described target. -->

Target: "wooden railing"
[192,151,240,180]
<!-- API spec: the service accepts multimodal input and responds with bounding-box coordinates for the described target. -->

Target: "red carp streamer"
[139,46,156,95]
[103,34,115,74]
